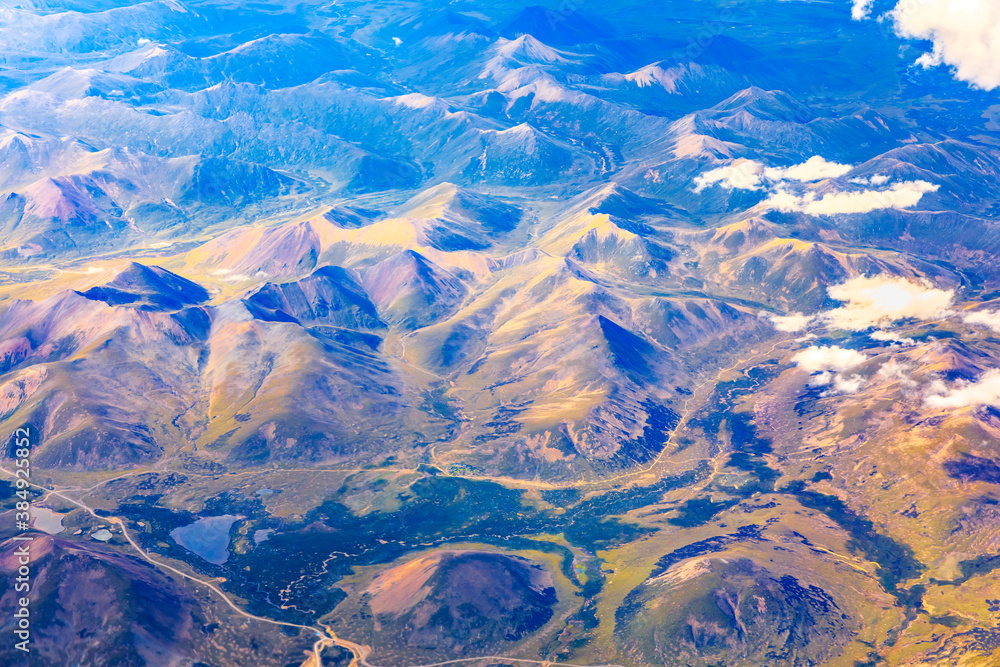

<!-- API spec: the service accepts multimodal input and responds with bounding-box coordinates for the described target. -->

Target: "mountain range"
[1,1,1000,666]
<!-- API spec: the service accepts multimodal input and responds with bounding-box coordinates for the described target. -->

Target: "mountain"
[852,139,1000,217]
[0,2,207,56]
[398,182,524,234]
[0,535,202,665]
[0,535,313,666]
[206,33,375,89]
[348,550,558,662]
[179,156,297,206]
[598,61,752,116]
[243,265,384,329]
[79,262,209,310]
[0,280,209,468]
[0,175,135,255]
[463,123,581,185]
[101,42,211,90]
[361,250,466,329]
[389,182,524,250]
[616,557,856,666]
[480,35,583,80]
[198,297,415,466]
[0,144,296,259]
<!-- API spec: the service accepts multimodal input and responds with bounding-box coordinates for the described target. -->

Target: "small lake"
[32,507,66,535]
[170,515,242,565]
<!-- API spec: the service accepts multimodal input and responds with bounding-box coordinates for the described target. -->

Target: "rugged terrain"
[1,0,1000,666]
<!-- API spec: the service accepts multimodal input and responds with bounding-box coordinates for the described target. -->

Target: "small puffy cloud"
[824,275,955,330]
[925,369,1000,409]
[850,174,891,186]
[852,0,875,20]
[877,359,917,388]
[870,329,916,346]
[808,368,865,395]
[766,156,853,182]
[964,309,1000,331]
[693,156,852,193]
[764,180,939,215]
[855,0,1000,91]
[831,374,865,394]
[693,159,767,192]
[792,345,868,372]
[769,312,813,332]
[810,371,834,387]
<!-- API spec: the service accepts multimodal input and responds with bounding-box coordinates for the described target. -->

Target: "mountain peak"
[577,183,667,219]
[79,264,209,311]
[496,34,570,62]
[712,86,815,122]
[20,177,100,223]
[362,251,465,329]
[398,182,524,237]
[243,264,383,329]
[103,41,185,73]
[482,34,578,79]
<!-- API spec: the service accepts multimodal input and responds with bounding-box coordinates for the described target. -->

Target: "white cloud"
[764,180,939,215]
[769,312,813,332]
[693,155,853,193]
[852,0,875,20]
[804,354,868,396]
[870,329,916,346]
[766,275,954,334]
[925,369,1000,409]
[766,156,854,182]
[850,173,891,186]
[831,374,865,394]
[810,370,834,387]
[693,159,767,192]
[855,0,1000,91]
[792,345,868,372]
[964,309,1000,331]
[877,359,918,387]
[695,156,937,215]
[824,275,955,330]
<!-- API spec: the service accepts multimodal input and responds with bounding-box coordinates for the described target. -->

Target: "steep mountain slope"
[348,550,559,661]
[0,534,315,666]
